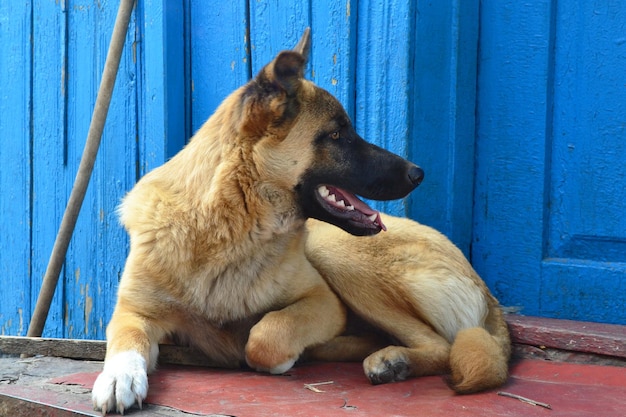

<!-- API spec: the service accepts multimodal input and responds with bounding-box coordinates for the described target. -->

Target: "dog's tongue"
[342,192,387,231]
[320,185,387,231]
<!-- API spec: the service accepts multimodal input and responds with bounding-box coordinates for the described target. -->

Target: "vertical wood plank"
[30,0,69,338]
[0,1,33,336]
[89,2,138,340]
[538,2,626,324]
[139,0,186,175]
[45,0,99,339]
[355,0,415,217]
[189,0,249,132]
[310,0,357,119]
[547,1,626,261]
[249,1,310,76]
[472,0,554,313]
[47,0,139,339]
[407,0,479,255]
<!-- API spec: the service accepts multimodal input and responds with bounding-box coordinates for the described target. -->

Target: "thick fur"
[92,30,423,414]
[305,215,511,394]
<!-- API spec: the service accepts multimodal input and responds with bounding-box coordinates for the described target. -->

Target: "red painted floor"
[37,359,625,417]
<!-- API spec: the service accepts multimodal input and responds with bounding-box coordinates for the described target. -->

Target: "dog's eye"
[330,131,340,140]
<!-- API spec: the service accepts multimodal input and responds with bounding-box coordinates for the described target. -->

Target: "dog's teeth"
[318,186,330,198]
[327,194,336,202]
[346,205,355,211]
[368,214,378,222]
[337,200,346,207]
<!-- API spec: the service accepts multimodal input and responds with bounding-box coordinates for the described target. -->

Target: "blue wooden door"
[2,0,624,339]
[473,1,626,324]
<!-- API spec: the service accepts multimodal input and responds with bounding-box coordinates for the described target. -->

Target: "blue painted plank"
[249,1,310,76]
[547,1,626,263]
[538,2,626,324]
[354,0,415,217]
[30,0,69,338]
[34,1,139,339]
[38,0,100,339]
[250,1,356,117]
[474,1,626,324]
[541,260,626,324]
[78,2,138,339]
[472,0,554,314]
[407,0,479,255]
[189,0,249,132]
[0,1,33,336]
[139,0,186,173]
[310,1,357,121]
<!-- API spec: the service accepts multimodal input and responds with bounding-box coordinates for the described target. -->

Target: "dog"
[92,28,425,414]
[92,28,511,413]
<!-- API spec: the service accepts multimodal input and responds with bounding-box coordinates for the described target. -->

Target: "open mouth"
[315,185,387,232]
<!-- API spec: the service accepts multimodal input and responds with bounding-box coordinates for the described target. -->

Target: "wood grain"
[507,314,626,359]
[0,1,33,337]
[0,336,222,367]
[3,314,626,363]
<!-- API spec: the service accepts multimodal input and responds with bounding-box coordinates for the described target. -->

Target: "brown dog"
[92,29,424,414]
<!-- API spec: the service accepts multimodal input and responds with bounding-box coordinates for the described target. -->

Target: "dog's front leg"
[245,283,345,374]
[91,305,164,415]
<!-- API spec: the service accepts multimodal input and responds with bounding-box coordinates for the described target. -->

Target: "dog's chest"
[186,237,303,323]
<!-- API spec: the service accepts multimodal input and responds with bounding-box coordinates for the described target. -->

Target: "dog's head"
[241,29,423,236]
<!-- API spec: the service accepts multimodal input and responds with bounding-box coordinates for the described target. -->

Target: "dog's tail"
[447,304,511,394]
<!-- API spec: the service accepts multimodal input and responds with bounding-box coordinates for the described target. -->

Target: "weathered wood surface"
[507,315,626,359]
[0,336,105,361]
[2,315,626,365]
[1,355,625,417]
[0,336,222,367]
[0,356,192,417]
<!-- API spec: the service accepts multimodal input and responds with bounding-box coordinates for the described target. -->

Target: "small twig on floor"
[303,380,334,393]
[498,391,552,409]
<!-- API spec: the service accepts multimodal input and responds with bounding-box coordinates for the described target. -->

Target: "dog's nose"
[407,165,424,186]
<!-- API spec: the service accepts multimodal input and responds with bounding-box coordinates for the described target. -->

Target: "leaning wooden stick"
[497,391,552,409]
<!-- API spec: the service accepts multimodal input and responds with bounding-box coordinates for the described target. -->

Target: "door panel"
[474,0,626,324]
[548,1,626,264]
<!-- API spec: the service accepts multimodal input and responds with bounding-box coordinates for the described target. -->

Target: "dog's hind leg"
[358,313,452,385]
[304,334,389,362]
[304,311,451,384]
[245,283,346,374]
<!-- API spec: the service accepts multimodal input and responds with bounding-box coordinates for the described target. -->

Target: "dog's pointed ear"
[271,50,306,96]
[242,30,311,137]
[293,27,311,63]
[254,28,310,97]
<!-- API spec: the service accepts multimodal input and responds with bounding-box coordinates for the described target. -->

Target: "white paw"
[269,357,297,374]
[246,356,297,375]
[92,351,148,415]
